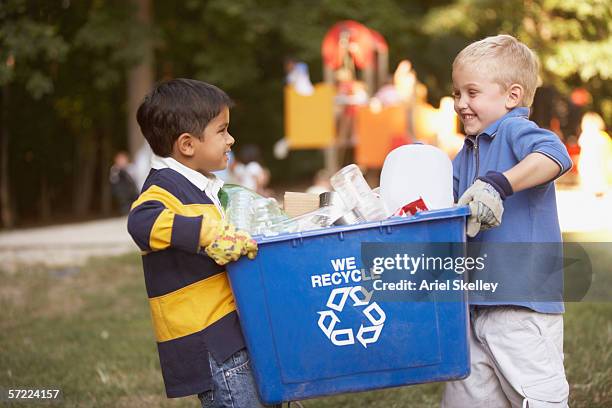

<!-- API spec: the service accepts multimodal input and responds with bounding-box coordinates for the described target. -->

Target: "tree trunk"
[73,135,97,217]
[100,131,112,216]
[0,84,15,228]
[127,0,154,157]
[39,173,51,221]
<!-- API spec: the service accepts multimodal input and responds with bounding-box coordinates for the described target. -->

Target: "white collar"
[150,155,224,196]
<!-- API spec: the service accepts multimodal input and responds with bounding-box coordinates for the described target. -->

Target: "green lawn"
[0,245,610,408]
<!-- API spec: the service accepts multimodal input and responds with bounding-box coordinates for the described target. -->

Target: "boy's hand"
[201,220,258,266]
[458,180,504,237]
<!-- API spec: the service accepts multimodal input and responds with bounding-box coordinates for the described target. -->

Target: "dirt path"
[0,217,137,272]
[0,188,609,271]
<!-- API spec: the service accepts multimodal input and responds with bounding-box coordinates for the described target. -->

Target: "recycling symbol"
[317,286,386,348]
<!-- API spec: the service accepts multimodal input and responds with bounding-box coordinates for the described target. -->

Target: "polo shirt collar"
[150,154,224,195]
[463,107,530,146]
[481,107,530,137]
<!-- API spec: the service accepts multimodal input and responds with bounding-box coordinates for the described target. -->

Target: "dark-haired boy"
[127,78,267,407]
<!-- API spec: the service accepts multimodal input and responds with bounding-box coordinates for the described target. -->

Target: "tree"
[0,0,68,227]
[421,0,612,122]
[5,0,607,227]
[152,0,434,180]
[64,1,154,216]
[127,0,154,157]
[1,0,154,226]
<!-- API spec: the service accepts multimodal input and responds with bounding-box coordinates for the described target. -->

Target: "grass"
[0,243,611,408]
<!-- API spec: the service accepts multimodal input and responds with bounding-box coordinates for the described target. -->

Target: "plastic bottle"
[330,164,387,222]
[226,189,254,232]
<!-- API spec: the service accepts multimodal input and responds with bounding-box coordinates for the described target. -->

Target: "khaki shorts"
[442,306,569,408]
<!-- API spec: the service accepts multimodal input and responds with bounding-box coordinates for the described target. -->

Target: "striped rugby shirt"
[127,158,245,398]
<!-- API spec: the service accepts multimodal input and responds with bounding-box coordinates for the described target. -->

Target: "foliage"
[0,0,68,99]
[1,0,152,223]
[421,0,612,119]
[1,0,611,226]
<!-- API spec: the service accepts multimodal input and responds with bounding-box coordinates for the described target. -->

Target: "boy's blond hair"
[453,34,540,107]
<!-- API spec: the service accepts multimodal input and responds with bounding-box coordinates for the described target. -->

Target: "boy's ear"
[505,84,523,109]
[175,133,196,157]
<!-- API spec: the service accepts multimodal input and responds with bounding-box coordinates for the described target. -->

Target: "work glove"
[458,171,513,238]
[200,218,258,266]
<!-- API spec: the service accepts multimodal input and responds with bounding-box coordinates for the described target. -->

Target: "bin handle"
[291,236,304,248]
[377,224,393,235]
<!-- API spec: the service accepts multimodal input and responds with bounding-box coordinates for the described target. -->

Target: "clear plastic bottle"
[330,164,387,222]
[226,189,254,232]
[250,197,289,236]
[266,205,344,235]
[223,184,292,236]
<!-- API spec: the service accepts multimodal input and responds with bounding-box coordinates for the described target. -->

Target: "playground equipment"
[284,20,393,173]
[321,20,389,96]
[283,20,461,174]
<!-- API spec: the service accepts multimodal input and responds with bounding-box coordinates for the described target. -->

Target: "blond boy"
[443,35,572,407]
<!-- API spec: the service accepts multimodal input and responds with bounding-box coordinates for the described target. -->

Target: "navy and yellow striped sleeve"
[127,185,203,253]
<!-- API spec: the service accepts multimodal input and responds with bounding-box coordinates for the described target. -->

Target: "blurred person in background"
[131,142,153,191]
[284,58,314,96]
[393,60,417,104]
[109,151,138,214]
[335,68,368,164]
[577,112,612,197]
[373,79,402,107]
[233,144,271,196]
[214,150,237,183]
[412,83,438,145]
[306,169,332,195]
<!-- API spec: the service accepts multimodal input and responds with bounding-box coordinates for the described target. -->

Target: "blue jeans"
[198,349,270,408]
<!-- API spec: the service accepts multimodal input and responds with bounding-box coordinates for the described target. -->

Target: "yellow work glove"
[200,218,258,266]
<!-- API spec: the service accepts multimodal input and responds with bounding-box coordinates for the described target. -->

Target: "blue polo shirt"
[452,107,572,313]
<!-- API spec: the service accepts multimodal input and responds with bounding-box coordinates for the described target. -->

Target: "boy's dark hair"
[136,78,234,157]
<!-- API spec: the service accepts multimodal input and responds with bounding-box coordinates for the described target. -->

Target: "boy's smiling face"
[192,106,234,173]
[452,65,512,136]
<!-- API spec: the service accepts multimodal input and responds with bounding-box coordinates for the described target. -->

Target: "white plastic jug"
[380,144,454,213]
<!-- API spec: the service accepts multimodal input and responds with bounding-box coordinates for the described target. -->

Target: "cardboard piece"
[283,192,320,218]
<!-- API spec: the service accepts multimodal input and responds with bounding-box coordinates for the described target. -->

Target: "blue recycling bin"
[226,206,471,404]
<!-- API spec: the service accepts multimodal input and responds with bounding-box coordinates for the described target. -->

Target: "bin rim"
[254,205,470,244]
